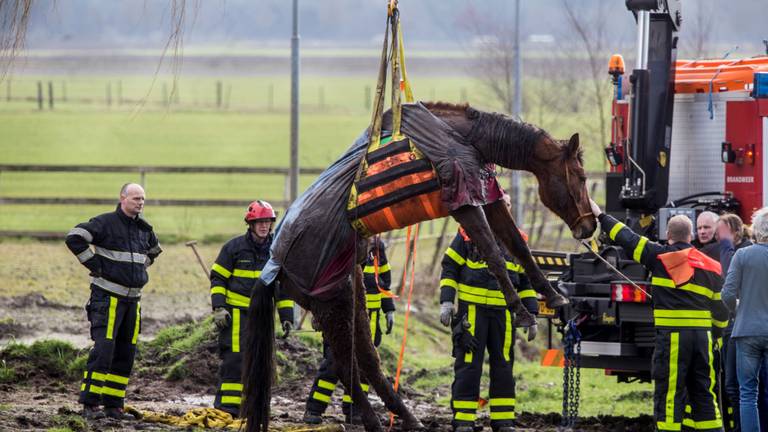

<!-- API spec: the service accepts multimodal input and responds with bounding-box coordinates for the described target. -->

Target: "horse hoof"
[546,293,569,309]
[514,310,536,328]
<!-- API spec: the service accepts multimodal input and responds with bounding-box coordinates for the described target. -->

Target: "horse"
[241,101,597,432]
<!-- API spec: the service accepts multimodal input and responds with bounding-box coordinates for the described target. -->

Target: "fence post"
[139,169,146,188]
[37,81,43,110]
[268,84,274,111]
[47,81,54,110]
[106,82,112,107]
[216,81,223,109]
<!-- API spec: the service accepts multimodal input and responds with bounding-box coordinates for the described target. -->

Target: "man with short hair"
[209,200,294,417]
[589,199,728,432]
[695,211,721,259]
[66,183,162,420]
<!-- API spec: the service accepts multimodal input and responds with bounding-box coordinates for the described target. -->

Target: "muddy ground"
[0,292,654,432]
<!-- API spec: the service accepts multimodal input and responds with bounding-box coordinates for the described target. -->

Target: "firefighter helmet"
[245,200,276,222]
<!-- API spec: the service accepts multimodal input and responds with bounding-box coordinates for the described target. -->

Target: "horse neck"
[468,113,543,173]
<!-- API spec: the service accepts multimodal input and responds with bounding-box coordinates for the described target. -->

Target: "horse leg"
[350,266,424,430]
[314,279,383,432]
[451,205,536,327]
[482,199,568,308]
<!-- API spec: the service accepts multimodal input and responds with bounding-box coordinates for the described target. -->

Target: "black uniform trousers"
[653,329,724,432]
[214,305,249,417]
[79,287,141,409]
[451,302,516,431]
[305,309,382,417]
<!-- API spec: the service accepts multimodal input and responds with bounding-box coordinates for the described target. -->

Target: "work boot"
[303,410,323,424]
[104,407,135,420]
[82,404,105,420]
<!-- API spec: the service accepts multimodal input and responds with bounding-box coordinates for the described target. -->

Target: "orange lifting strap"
[674,56,768,94]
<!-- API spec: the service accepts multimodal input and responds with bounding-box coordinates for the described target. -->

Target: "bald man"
[589,199,728,432]
[694,212,721,260]
[65,183,162,420]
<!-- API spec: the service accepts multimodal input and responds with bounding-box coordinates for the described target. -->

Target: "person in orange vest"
[589,199,728,432]
[209,200,294,417]
[439,226,538,432]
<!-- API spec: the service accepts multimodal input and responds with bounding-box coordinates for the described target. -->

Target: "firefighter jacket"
[362,239,395,313]
[210,231,294,323]
[66,205,162,298]
[598,214,729,331]
[439,232,538,314]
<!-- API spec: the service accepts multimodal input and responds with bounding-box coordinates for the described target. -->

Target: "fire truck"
[537,0,768,399]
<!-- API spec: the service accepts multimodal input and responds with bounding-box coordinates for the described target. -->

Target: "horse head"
[529,133,597,240]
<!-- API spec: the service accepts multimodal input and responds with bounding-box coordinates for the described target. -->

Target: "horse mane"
[465,107,547,166]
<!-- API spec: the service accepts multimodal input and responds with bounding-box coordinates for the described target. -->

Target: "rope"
[389,223,419,430]
[134,406,345,431]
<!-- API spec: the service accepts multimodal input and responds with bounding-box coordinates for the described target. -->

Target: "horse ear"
[567,133,580,157]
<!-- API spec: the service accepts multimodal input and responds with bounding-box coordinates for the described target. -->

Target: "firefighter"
[65,183,162,420]
[439,227,538,432]
[589,199,728,432]
[209,200,294,417]
[302,236,395,425]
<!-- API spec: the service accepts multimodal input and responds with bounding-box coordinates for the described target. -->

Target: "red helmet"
[245,200,276,222]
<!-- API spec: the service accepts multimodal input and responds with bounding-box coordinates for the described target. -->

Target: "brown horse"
[241,102,596,432]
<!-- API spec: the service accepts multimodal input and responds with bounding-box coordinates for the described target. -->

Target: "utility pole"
[511,0,523,222]
[289,0,300,203]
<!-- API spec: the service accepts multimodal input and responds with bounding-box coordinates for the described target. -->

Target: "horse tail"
[241,279,275,432]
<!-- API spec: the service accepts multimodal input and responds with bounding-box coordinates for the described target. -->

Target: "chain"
[561,320,582,428]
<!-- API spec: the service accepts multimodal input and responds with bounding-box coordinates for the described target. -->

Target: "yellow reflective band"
[518,289,536,299]
[690,419,723,429]
[80,383,86,391]
[276,300,294,309]
[440,278,458,289]
[466,259,488,269]
[212,263,232,279]
[713,292,721,300]
[490,412,516,420]
[100,386,126,398]
[105,374,129,385]
[503,310,512,362]
[360,383,370,392]
[211,286,227,296]
[685,404,692,414]
[652,277,676,288]
[633,237,648,262]
[132,302,141,345]
[609,222,626,241]
[363,263,391,274]
[490,398,516,407]
[83,371,88,378]
[712,319,729,328]
[452,400,478,409]
[706,333,722,425]
[91,371,107,381]
[232,308,241,353]
[366,293,382,301]
[454,412,477,421]
[318,380,336,391]
[233,269,261,279]
[366,300,382,309]
[369,310,378,338]
[464,305,476,364]
[683,418,694,427]
[106,296,118,340]
[221,396,242,405]
[654,318,713,328]
[221,383,243,391]
[458,284,504,298]
[665,333,679,424]
[378,263,391,273]
[654,309,712,319]
[225,291,251,308]
[87,385,103,395]
[313,391,331,403]
[458,291,507,307]
[506,261,523,272]
[342,394,352,403]
[445,247,466,265]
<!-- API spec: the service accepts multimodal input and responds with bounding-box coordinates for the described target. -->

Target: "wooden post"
[139,169,146,188]
[36,81,43,110]
[47,81,54,110]
[430,218,451,278]
[216,81,223,109]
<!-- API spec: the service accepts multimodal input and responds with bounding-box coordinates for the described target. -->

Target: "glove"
[526,323,538,342]
[212,308,231,329]
[440,301,454,327]
[281,321,293,338]
[589,199,602,217]
[452,314,479,353]
[385,311,395,335]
